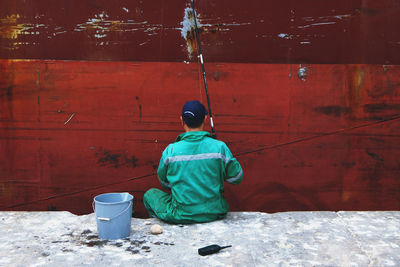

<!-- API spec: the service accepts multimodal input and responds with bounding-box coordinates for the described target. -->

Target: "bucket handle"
[93,201,132,222]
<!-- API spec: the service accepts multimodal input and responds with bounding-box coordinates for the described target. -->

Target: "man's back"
[158,131,242,211]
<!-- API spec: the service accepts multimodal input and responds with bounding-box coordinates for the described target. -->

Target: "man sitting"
[143,100,243,223]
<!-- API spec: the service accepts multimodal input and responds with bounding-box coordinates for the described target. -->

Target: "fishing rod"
[190,0,217,139]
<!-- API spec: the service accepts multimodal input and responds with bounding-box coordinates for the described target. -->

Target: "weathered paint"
[1,0,400,216]
[1,60,399,217]
[1,0,400,63]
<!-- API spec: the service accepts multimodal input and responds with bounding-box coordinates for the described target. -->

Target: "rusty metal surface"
[1,60,399,216]
[1,0,399,216]
[0,0,400,63]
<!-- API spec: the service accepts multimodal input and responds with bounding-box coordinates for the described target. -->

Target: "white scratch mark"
[333,14,351,20]
[54,31,67,35]
[139,40,150,46]
[302,17,315,22]
[64,113,75,125]
[298,22,336,29]
[220,22,251,26]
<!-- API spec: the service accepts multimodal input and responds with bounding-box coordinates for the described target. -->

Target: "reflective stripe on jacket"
[157,131,243,218]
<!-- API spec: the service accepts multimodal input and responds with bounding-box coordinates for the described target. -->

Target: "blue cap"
[182,100,208,127]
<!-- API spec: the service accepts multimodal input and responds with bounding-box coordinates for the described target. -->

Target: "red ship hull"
[1,1,399,217]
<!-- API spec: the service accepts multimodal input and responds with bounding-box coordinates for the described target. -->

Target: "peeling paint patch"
[180,6,252,59]
[278,33,293,40]
[180,7,198,57]
[297,66,308,81]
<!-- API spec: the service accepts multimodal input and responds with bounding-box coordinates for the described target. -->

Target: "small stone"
[150,224,163,235]
[145,221,152,225]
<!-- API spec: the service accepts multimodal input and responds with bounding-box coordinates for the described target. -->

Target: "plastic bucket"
[93,192,134,240]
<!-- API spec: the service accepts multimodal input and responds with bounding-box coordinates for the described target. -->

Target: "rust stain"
[0,14,20,24]
[341,191,352,202]
[180,7,227,59]
[203,23,225,34]
[347,65,365,118]
[0,14,34,40]
[180,7,250,59]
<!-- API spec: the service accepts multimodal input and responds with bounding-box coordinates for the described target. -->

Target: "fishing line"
[4,115,399,209]
[191,0,217,138]
[1,173,155,209]
[235,114,400,157]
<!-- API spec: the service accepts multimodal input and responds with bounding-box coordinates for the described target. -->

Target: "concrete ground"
[0,211,399,266]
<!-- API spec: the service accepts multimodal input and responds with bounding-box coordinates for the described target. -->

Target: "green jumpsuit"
[143,131,243,223]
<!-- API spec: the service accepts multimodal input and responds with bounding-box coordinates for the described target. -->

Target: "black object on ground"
[198,244,232,256]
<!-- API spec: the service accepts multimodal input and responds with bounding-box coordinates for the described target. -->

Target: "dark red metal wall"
[1,60,399,216]
[1,0,400,63]
[1,1,400,216]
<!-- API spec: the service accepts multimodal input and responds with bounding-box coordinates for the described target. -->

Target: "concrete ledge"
[1,211,399,266]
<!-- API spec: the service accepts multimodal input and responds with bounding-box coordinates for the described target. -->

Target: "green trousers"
[143,188,226,224]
